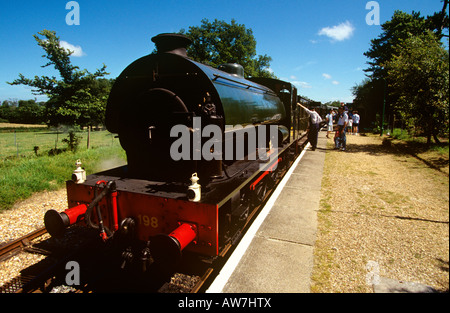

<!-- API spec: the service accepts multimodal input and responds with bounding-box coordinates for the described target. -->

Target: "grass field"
[0,125,126,211]
[0,123,47,129]
[0,126,118,159]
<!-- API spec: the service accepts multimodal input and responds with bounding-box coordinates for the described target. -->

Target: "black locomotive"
[44,33,311,270]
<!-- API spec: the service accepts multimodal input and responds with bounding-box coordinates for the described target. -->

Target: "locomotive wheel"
[253,179,268,205]
[267,170,278,189]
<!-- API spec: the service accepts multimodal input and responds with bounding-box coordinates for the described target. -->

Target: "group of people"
[325,105,360,151]
[297,102,360,152]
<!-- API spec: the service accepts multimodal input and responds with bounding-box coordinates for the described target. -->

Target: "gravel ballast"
[0,189,67,286]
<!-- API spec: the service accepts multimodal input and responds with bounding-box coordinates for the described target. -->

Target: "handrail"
[212,74,276,95]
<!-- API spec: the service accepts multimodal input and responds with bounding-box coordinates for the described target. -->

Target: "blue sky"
[0,0,446,104]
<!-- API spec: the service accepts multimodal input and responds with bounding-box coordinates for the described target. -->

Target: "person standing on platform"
[347,113,353,135]
[352,111,360,135]
[325,109,334,139]
[297,102,322,151]
[335,106,348,151]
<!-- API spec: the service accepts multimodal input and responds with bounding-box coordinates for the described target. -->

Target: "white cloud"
[318,21,355,41]
[294,61,317,71]
[322,73,339,85]
[292,81,312,89]
[59,40,86,57]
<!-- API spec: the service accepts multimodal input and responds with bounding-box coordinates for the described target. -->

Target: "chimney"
[151,33,192,57]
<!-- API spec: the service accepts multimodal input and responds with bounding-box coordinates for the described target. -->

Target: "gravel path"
[0,189,67,286]
[0,189,67,243]
[312,134,449,292]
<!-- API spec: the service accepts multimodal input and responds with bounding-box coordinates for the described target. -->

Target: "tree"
[84,78,115,126]
[0,100,16,122]
[8,30,110,127]
[15,100,45,124]
[427,0,449,38]
[352,78,389,131]
[364,10,430,80]
[364,4,448,80]
[384,31,449,144]
[356,4,449,135]
[181,19,276,78]
[0,99,45,124]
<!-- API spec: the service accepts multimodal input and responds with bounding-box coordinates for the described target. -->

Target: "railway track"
[0,227,52,293]
[0,227,48,262]
[0,226,209,293]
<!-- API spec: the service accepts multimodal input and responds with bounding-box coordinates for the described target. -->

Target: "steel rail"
[0,227,47,261]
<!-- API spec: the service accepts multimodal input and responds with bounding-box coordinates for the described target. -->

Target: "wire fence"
[0,128,120,159]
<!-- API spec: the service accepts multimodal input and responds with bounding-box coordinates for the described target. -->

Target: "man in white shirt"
[352,111,360,135]
[335,106,348,151]
[325,109,334,139]
[297,103,322,151]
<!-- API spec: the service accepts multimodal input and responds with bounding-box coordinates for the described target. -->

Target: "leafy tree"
[364,3,448,80]
[62,130,82,152]
[364,11,430,80]
[351,78,385,129]
[0,100,16,122]
[8,30,110,127]
[181,19,276,78]
[427,0,450,38]
[0,99,45,124]
[84,78,115,126]
[384,31,449,144]
[15,100,45,124]
[355,4,449,136]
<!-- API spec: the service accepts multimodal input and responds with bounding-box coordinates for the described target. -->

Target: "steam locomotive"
[44,33,310,270]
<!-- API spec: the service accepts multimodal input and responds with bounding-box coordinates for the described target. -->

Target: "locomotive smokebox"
[151,33,192,57]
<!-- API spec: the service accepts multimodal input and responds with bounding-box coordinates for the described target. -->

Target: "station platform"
[207,131,327,293]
